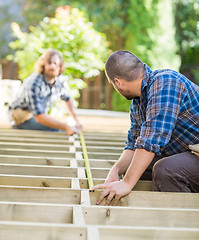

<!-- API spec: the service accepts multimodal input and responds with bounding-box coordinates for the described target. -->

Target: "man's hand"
[75,120,83,132]
[90,180,132,206]
[65,125,80,135]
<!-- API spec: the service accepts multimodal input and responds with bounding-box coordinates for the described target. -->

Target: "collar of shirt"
[141,63,153,92]
[43,75,58,87]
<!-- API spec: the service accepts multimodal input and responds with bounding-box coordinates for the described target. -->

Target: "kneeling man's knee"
[152,157,190,192]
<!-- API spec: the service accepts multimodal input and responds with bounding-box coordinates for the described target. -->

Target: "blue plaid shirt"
[125,64,199,156]
[11,73,70,116]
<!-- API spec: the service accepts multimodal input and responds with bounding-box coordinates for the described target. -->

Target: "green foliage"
[174,0,199,84]
[8,6,110,99]
[125,0,159,65]
[70,0,128,50]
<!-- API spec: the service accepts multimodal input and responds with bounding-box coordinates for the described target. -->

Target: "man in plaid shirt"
[92,50,199,205]
[11,49,82,135]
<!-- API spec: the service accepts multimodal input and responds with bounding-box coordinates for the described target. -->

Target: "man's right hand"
[65,125,80,136]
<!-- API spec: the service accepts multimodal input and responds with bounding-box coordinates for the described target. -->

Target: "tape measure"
[79,131,94,189]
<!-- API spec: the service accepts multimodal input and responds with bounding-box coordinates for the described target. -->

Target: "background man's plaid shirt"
[11,73,70,116]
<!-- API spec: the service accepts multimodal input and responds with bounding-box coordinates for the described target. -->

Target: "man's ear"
[114,78,123,87]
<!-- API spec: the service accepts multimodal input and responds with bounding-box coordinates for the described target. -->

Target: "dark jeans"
[13,117,60,132]
[140,151,199,193]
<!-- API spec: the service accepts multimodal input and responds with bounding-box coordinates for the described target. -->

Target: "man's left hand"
[90,180,132,206]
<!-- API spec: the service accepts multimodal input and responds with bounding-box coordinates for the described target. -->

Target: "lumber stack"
[0,128,198,240]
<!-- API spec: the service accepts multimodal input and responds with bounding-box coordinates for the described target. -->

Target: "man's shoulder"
[149,69,190,88]
[151,69,180,80]
[24,73,43,86]
[24,73,42,83]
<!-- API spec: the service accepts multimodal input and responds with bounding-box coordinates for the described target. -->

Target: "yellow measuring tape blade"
[79,131,94,189]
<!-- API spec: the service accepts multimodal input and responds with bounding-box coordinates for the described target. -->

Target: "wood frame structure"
[0,128,199,239]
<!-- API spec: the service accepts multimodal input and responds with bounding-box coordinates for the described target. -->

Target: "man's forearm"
[123,148,155,189]
[35,113,68,131]
[110,149,135,176]
[65,99,78,121]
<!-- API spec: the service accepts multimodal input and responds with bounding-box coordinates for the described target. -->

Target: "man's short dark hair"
[105,50,144,82]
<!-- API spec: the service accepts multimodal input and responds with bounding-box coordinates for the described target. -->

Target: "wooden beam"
[0,186,81,204]
[0,164,77,177]
[87,226,100,240]
[0,155,71,166]
[73,206,85,225]
[82,206,199,228]
[0,202,73,223]
[0,136,73,145]
[0,222,87,240]
[77,146,123,153]
[0,130,69,139]
[88,152,120,160]
[0,174,71,188]
[0,149,75,158]
[84,140,125,148]
[98,226,199,240]
[90,191,199,209]
[0,142,70,151]
[77,159,116,168]
[79,179,152,191]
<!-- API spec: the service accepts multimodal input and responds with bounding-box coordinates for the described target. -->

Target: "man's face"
[44,54,61,79]
[110,79,137,100]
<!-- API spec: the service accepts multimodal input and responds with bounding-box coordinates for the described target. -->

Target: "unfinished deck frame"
[0,129,199,240]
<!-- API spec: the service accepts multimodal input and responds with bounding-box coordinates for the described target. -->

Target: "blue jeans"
[13,117,60,132]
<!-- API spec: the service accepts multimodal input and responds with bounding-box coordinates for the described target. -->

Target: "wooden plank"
[83,137,125,142]
[78,168,86,179]
[83,132,126,138]
[99,226,199,240]
[77,159,116,168]
[0,155,71,166]
[0,136,73,145]
[0,186,81,204]
[84,140,125,148]
[80,179,152,191]
[81,190,91,206]
[0,164,77,177]
[77,146,123,153]
[0,222,87,240]
[90,191,199,209]
[0,202,73,223]
[83,206,199,228]
[0,223,198,240]
[0,174,71,188]
[0,148,75,158]
[91,168,111,179]
[73,206,85,225]
[72,178,80,189]
[0,142,70,151]
[88,152,120,160]
[87,226,100,240]
[0,130,69,139]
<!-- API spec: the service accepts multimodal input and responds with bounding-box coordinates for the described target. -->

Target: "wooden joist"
[0,128,198,240]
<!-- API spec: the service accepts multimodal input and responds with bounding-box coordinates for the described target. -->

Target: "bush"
[8,5,110,99]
